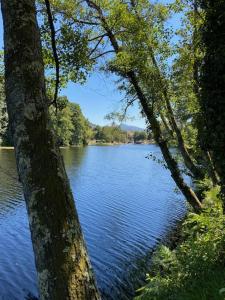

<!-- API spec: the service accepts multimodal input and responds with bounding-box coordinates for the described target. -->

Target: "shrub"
[135,187,225,300]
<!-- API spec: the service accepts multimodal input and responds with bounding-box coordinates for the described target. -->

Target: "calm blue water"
[0,145,186,299]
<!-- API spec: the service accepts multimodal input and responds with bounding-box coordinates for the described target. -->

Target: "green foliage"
[37,0,223,200]
[69,102,93,145]
[135,188,225,300]
[50,96,93,146]
[94,125,127,143]
[51,100,74,146]
[133,131,147,143]
[38,0,211,180]
[38,0,93,87]
[198,0,225,190]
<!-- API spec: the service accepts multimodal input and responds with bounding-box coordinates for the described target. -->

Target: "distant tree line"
[0,93,92,146]
[3,0,225,298]
[1,92,149,147]
[93,124,149,144]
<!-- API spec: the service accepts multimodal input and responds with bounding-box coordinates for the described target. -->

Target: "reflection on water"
[0,145,186,299]
[0,150,21,218]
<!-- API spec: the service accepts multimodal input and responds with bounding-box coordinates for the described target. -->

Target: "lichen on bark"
[1,0,101,299]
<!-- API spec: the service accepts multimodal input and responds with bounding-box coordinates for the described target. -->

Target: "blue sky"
[0,1,180,128]
[61,73,144,127]
[0,13,145,128]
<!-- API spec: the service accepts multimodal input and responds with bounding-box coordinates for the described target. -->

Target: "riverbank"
[0,141,155,150]
[0,146,14,150]
[88,141,125,146]
[135,186,225,300]
[89,140,155,146]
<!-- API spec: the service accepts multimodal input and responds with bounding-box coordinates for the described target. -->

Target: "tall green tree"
[82,0,202,212]
[50,96,93,146]
[94,125,127,143]
[1,0,100,299]
[69,102,93,145]
[199,0,225,207]
[40,0,204,210]
[51,104,74,146]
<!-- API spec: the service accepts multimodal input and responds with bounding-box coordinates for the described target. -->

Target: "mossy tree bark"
[1,0,100,299]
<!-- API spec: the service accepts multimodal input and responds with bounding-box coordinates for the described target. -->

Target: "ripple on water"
[0,145,186,299]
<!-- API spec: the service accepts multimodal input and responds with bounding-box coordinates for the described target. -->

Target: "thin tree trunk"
[160,112,174,138]
[1,1,100,299]
[149,51,204,180]
[163,93,204,180]
[86,0,202,212]
[127,71,202,213]
[129,0,204,181]
[205,151,220,186]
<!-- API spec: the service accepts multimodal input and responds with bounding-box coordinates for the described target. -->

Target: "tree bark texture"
[1,1,100,299]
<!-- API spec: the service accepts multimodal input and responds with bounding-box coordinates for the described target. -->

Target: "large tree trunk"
[192,1,219,186]
[199,0,225,207]
[1,1,100,299]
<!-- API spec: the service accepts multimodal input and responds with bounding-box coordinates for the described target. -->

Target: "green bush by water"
[135,186,225,300]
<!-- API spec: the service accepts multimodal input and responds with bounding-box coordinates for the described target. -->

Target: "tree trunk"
[199,0,225,208]
[163,93,204,180]
[160,112,174,138]
[127,71,202,213]
[1,1,100,299]
[148,50,204,180]
[129,0,204,181]
[205,151,220,186]
[85,0,202,212]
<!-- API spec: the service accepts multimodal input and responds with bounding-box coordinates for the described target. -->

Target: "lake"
[0,145,186,300]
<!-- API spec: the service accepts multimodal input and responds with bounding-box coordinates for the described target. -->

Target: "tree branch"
[91,50,115,60]
[45,0,60,111]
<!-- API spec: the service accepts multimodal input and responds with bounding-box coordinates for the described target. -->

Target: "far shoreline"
[0,146,14,150]
[0,142,155,150]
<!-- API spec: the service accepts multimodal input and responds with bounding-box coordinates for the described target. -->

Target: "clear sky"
[60,73,144,127]
[0,1,179,128]
[0,13,145,128]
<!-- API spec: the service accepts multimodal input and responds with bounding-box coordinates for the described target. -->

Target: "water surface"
[0,145,186,299]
